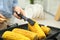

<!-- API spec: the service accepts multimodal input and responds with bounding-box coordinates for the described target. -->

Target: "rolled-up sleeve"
[13,0,18,7]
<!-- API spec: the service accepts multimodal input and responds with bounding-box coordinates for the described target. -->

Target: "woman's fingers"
[0,14,6,19]
[0,18,7,24]
[14,12,20,19]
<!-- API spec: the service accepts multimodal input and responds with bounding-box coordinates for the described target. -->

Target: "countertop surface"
[21,14,60,28]
[13,12,60,28]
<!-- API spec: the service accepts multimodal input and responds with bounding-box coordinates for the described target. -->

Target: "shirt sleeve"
[13,0,18,7]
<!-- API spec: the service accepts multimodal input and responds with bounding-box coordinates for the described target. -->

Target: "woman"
[0,0,25,30]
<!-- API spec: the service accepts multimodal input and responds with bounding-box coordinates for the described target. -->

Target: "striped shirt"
[0,0,17,18]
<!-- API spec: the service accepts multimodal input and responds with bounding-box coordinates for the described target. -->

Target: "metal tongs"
[14,11,35,26]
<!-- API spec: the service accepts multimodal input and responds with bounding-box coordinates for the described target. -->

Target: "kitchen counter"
[20,13,60,29]
[36,19,60,28]
[16,19,60,29]
[13,12,60,28]
[36,12,60,28]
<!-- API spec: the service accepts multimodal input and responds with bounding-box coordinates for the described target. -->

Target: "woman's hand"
[13,6,25,19]
[0,14,6,19]
[0,14,6,24]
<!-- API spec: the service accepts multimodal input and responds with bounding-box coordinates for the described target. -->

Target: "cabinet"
[55,5,60,21]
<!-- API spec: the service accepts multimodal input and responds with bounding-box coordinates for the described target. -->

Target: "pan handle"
[46,31,60,39]
[7,23,18,29]
[0,37,3,40]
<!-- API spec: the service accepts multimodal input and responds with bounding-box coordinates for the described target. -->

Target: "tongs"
[14,11,35,26]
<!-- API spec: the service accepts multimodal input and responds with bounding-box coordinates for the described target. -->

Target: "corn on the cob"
[3,38,11,40]
[28,22,46,39]
[2,31,30,40]
[12,28,38,40]
[41,26,51,35]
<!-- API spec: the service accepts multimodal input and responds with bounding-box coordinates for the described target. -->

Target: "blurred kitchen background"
[13,0,60,28]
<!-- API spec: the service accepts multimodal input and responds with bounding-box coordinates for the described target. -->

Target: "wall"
[34,0,48,10]
[18,0,30,8]
[18,0,60,16]
[18,0,47,9]
[46,0,60,16]
[34,0,60,16]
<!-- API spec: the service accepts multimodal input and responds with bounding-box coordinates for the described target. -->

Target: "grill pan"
[0,23,60,40]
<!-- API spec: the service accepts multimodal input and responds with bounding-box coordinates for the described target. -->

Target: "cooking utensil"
[14,11,35,26]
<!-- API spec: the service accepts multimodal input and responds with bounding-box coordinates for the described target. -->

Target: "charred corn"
[12,28,38,40]
[41,26,51,35]
[2,31,30,40]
